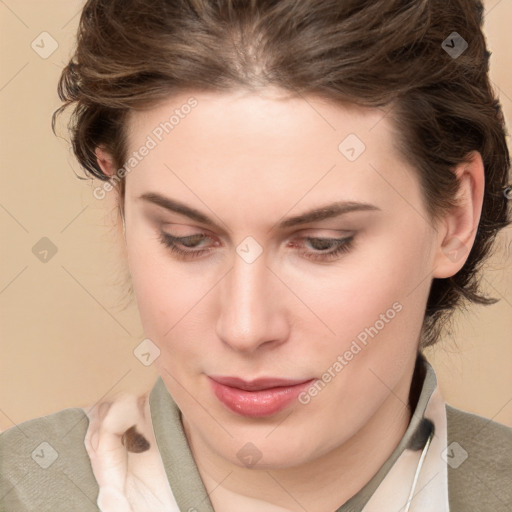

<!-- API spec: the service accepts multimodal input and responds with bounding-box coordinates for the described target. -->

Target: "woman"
[1,0,511,510]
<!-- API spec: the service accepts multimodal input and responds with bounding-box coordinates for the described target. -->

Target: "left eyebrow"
[138,192,380,232]
[273,201,381,230]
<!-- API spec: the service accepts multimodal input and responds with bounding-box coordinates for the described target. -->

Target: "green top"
[1,360,511,511]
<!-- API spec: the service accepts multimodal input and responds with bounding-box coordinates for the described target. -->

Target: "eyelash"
[158,232,355,262]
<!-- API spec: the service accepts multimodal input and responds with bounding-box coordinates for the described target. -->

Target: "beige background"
[0,0,511,432]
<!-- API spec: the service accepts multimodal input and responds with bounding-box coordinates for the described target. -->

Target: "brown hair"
[53,0,511,347]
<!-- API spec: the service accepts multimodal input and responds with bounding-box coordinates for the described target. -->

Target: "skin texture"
[96,87,484,512]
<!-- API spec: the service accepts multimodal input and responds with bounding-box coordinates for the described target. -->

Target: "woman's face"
[122,88,440,468]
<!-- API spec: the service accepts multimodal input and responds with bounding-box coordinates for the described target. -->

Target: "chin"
[212,421,337,471]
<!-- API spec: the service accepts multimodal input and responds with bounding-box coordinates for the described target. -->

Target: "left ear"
[432,151,485,278]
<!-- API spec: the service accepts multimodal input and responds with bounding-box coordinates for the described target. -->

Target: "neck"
[183,357,418,512]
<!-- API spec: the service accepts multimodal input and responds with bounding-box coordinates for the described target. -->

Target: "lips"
[208,375,315,417]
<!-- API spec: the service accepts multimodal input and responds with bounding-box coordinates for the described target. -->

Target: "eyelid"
[160,218,355,238]
[160,227,354,245]
[152,208,358,238]
[298,228,354,237]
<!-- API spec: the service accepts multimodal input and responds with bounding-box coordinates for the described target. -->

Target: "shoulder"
[446,404,512,512]
[0,407,99,511]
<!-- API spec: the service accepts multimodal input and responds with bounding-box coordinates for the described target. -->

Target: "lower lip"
[208,378,315,417]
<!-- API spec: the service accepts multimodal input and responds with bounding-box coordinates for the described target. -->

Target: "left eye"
[158,232,354,262]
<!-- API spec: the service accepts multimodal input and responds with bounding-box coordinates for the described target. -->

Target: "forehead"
[127,88,396,155]
[123,89,420,226]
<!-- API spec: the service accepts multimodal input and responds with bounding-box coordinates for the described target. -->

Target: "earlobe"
[95,146,116,177]
[433,151,485,279]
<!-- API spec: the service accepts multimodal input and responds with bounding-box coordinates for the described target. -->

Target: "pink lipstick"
[208,376,315,417]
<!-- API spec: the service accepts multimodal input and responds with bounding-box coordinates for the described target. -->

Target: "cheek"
[292,222,432,341]
[288,224,435,405]
[286,230,432,440]
[125,227,204,340]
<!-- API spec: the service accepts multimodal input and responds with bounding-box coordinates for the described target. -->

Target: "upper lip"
[208,376,314,391]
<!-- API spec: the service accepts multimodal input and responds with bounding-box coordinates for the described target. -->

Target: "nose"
[215,250,290,353]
